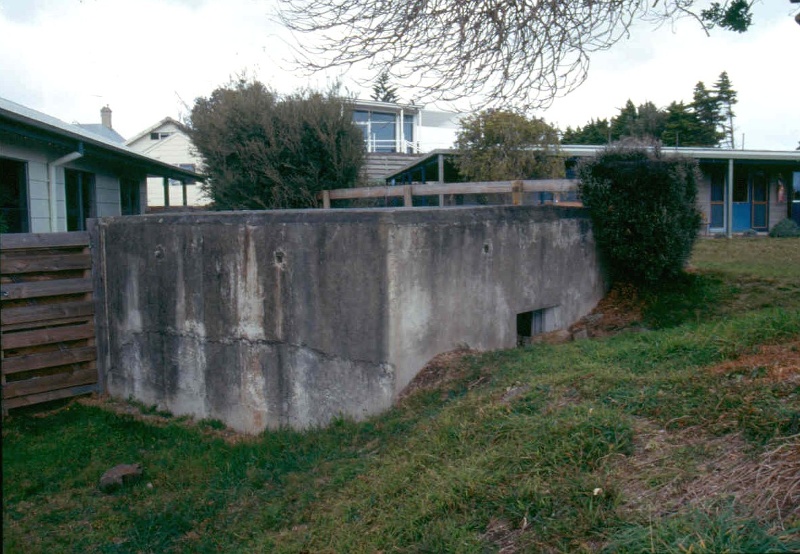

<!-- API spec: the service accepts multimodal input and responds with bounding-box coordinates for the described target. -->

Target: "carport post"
[182,180,188,206]
[163,176,170,208]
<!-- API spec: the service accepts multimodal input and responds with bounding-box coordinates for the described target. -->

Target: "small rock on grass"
[99,463,143,492]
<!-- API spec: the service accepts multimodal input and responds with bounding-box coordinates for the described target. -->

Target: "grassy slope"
[3,237,800,553]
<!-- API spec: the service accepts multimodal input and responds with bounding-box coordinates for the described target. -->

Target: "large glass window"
[0,157,29,233]
[65,169,95,231]
[371,112,396,152]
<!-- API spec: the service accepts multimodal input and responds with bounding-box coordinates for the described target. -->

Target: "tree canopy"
[371,72,399,103]
[455,110,562,181]
[187,79,364,210]
[277,0,765,110]
[562,72,736,147]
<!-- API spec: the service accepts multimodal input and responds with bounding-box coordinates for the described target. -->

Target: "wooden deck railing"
[1,232,98,414]
[320,179,580,208]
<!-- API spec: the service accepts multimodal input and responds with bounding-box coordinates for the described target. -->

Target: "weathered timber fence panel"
[1,232,98,413]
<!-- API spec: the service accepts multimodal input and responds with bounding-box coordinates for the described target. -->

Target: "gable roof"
[0,97,202,182]
[126,117,186,145]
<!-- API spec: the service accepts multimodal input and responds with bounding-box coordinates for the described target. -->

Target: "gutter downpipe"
[726,158,734,238]
[49,143,84,232]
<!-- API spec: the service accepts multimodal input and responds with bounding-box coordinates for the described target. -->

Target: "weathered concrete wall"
[91,206,605,433]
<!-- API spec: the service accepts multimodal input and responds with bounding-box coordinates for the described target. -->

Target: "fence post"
[403,185,413,207]
[512,180,524,206]
[322,190,331,209]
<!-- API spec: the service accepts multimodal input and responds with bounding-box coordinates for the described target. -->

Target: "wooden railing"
[1,232,98,414]
[320,179,579,208]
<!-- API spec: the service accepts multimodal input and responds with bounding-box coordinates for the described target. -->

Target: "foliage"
[277,0,761,111]
[563,73,735,148]
[187,78,364,210]
[454,109,562,181]
[715,70,738,148]
[769,218,800,238]
[371,71,399,103]
[562,118,611,145]
[578,145,703,286]
[701,0,754,32]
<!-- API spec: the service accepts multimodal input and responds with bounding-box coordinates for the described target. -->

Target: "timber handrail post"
[322,190,331,209]
[403,185,413,207]
[512,180,524,206]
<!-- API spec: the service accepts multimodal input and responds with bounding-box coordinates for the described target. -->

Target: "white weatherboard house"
[0,98,202,234]
[126,117,208,208]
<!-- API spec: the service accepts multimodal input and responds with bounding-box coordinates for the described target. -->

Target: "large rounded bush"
[578,146,703,286]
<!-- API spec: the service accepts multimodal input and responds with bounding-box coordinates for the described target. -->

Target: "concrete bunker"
[91,205,606,433]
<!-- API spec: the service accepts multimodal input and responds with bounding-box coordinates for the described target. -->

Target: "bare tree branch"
[276,0,756,110]
[279,0,736,109]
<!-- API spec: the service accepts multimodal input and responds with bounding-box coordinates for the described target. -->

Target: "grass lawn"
[3,237,800,553]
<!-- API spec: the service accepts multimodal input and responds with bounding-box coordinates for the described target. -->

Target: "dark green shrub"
[768,218,800,238]
[578,145,702,286]
[188,78,364,210]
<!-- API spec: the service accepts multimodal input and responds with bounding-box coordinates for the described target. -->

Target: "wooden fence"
[1,232,98,413]
[320,179,580,208]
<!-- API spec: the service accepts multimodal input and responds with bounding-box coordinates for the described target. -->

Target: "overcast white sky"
[1,0,797,150]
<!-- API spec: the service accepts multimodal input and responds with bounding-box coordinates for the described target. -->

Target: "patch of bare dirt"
[570,283,647,339]
[707,340,800,385]
[480,518,527,554]
[397,348,483,401]
[610,419,800,529]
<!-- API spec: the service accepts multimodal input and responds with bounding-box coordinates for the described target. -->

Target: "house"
[0,97,202,234]
[125,117,208,208]
[352,100,462,183]
[383,145,800,234]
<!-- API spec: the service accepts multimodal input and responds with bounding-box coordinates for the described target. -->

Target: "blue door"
[732,173,750,231]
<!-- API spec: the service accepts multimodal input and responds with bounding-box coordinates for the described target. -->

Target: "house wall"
[91,206,606,433]
[695,162,795,234]
[1,135,146,231]
[128,127,208,208]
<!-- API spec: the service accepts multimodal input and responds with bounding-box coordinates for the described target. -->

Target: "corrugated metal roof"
[0,97,202,181]
[77,123,126,144]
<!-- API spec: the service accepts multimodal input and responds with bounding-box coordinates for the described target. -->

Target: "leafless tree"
[276,0,760,110]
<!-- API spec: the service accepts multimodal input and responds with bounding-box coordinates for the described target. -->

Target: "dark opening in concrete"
[517,308,545,346]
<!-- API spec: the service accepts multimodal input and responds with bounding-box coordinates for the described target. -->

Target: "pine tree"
[714,71,738,149]
[371,71,399,103]
[691,81,723,146]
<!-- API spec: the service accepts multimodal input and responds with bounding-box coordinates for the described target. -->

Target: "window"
[65,169,95,231]
[120,178,141,216]
[0,158,29,233]
[370,112,396,152]
[709,168,725,228]
[733,173,749,202]
[178,163,196,184]
[403,114,415,153]
[150,132,172,140]
[352,110,398,152]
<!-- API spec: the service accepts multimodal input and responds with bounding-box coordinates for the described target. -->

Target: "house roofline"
[0,98,201,181]
[125,116,187,145]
